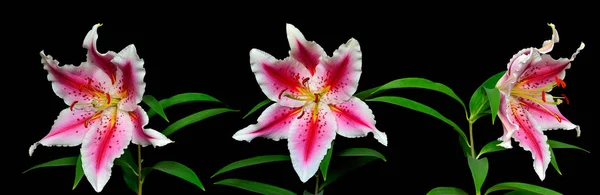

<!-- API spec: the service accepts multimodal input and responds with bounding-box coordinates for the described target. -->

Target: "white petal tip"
[575,125,581,137]
[570,42,585,61]
[29,142,40,156]
[497,140,513,149]
[373,131,388,147]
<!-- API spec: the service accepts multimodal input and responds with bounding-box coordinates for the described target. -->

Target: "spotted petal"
[509,101,551,181]
[516,52,571,90]
[288,102,337,182]
[286,23,326,75]
[111,45,146,112]
[131,106,172,147]
[311,38,362,104]
[330,97,387,146]
[83,24,118,84]
[29,108,101,156]
[497,93,517,148]
[80,107,133,192]
[520,95,579,135]
[233,103,302,142]
[250,49,312,107]
[40,51,113,111]
[537,23,559,54]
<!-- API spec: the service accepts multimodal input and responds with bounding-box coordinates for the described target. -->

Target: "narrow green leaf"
[367,96,469,147]
[549,146,562,175]
[148,161,205,191]
[319,156,379,191]
[504,190,541,195]
[319,141,334,181]
[484,87,501,124]
[211,155,290,178]
[143,95,169,122]
[72,155,84,190]
[459,136,471,157]
[147,93,223,118]
[336,147,386,162]
[354,86,380,100]
[162,108,238,136]
[117,149,139,193]
[477,140,508,159]
[485,182,562,195]
[547,140,590,153]
[362,78,466,111]
[303,190,324,195]
[23,156,77,173]
[426,187,469,195]
[468,71,505,122]
[214,178,296,195]
[467,156,489,194]
[468,86,490,121]
[243,99,272,119]
[472,110,492,122]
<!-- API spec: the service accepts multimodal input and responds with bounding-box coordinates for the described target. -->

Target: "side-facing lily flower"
[495,23,585,181]
[233,24,387,182]
[29,24,172,192]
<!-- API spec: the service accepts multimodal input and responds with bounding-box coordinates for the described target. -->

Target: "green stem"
[315,173,320,194]
[137,145,143,195]
[469,121,475,158]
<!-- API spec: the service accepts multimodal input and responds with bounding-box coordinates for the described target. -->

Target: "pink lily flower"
[29,24,172,192]
[495,23,584,181]
[233,24,387,182]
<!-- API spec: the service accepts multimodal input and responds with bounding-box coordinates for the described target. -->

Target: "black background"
[12,10,594,195]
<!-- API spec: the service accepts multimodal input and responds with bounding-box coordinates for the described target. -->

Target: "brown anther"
[297,110,305,119]
[106,93,111,104]
[302,77,310,86]
[554,114,562,123]
[541,92,546,102]
[70,101,78,111]
[314,93,319,102]
[554,76,566,88]
[84,120,89,128]
[561,94,570,105]
[278,89,287,99]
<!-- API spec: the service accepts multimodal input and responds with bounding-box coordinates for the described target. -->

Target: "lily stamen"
[527,100,562,123]
[70,101,79,111]
[297,110,305,119]
[561,94,570,105]
[541,92,546,102]
[105,93,111,104]
[554,76,566,88]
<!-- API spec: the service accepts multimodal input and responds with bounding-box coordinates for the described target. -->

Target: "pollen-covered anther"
[561,94,570,105]
[554,76,566,88]
[70,101,79,111]
[105,93,111,104]
[541,92,546,102]
[297,110,305,119]
[278,89,287,100]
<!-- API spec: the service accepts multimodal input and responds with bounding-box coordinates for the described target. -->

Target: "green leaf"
[547,140,590,153]
[72,155,84,190]
[359,78,466,111]
[549,146,562,175]
[504,190,541,195]
[467,156,489,194]
[319,156,379,191]
[485,182,562,195]
[211,155,290,178]
[459,136,471,157]
[319,141,334,181]
[162,108,238,136]
[23,156,77,174]
[468,71,505,122]
[147,93,223,118]
[336,147,387,162]
[243,99,272,119]
[214,178,296,195]
[468,87,490,121]
[477,140,508,159]
[303,190,325,195]
[116,149,139,193]
[354,86,380,100]
[147,161,205,191]
[143,95,169,122]
[426,187,469,195]
[367,96,469,147]
[484,87,501,124]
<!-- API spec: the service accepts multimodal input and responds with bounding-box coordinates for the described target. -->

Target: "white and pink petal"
[233,103,303,142]
[510,104,551,181]
[516,53,571,90]
[286,23,327,75]
[537,23,560,54]
[496,93,518,148]
[29,108,101,156]
[519,96,579,135]
[310,38,362,104]
[82,23,118,83]
[111,45,147,112]
[40,51,113,110]
[130,106,172,147]
[250,49,312,108]
[80,107,133,192]
[330,97,387,146]
[288,102,337,182]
